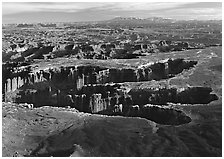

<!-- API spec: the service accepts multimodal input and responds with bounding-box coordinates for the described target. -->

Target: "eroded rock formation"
[2,58,201,106]
[2,58,218,125]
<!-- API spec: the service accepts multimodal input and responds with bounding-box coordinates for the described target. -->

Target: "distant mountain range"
[109,16,175,22]
[104,16,221,24]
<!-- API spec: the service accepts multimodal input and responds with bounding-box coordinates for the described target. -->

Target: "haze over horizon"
[2,2,222,24]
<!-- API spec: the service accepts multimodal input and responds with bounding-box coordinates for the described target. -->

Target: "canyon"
[2,45,222,157]
[2,55,219,127]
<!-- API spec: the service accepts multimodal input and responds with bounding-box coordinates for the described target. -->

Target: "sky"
[2,2,222,24]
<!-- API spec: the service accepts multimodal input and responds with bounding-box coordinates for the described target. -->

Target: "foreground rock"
[2,102,221,157]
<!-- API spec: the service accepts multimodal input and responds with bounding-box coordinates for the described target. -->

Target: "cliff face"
[3,58,198,96]
[3,58,218,119]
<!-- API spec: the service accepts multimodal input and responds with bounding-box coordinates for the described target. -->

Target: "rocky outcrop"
[177,87,219,104]
[129,86,218,105]
[139,59,198,80]
[167,58,197,75]
[27,46,54,60]
[140,104,192,125]
[3,46,55,62]
[21,47,40,58]
[122,103,192,125]
[3,38,210,62]
[89,94,107,113]
[75,87,193,125]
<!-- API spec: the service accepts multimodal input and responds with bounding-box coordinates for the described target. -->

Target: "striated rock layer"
[3,58,197,99]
